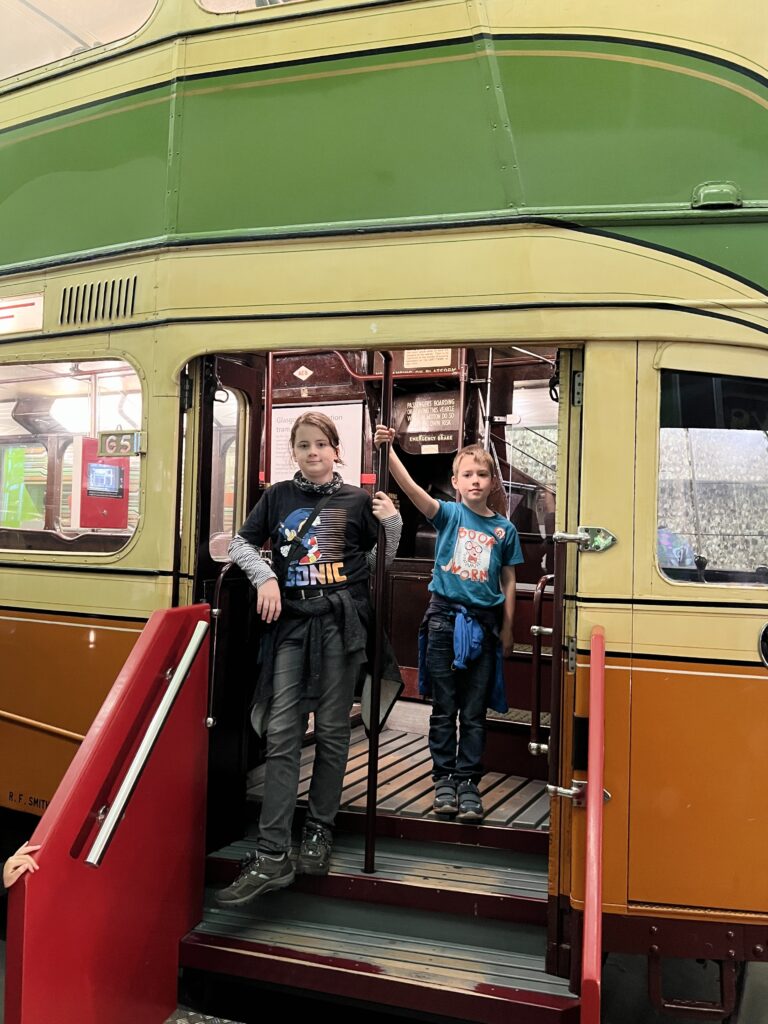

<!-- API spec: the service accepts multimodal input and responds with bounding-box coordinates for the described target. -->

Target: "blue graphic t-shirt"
[238,481,378,592]
[428,500,523,608]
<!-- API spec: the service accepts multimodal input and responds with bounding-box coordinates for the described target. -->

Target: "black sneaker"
[456,780,484,822]
[215,851,295,906]
[433,777,458,816]
[297,821,333,876]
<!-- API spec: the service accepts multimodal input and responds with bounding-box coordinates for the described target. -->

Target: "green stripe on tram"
[0,36,766,277]
[618,222,768,295]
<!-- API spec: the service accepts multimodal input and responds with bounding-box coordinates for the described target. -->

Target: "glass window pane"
[1,1,158,81]
[0,359,142,553]
[504,381,558,536]
[210,388,245,561]
[658,370,768,585]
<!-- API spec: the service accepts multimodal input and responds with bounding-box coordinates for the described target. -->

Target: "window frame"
[634,341,768,600]
[0,357,145,557]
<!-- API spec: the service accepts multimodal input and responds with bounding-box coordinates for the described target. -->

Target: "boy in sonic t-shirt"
[374,428,522,822]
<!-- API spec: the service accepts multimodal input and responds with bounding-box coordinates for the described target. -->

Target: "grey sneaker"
[296,821,333,876]
[456,780,484,822]
[215,851,295,906]
[433,777,458,816]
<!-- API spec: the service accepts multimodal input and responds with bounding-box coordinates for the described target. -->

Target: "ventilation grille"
[59,276,138,326]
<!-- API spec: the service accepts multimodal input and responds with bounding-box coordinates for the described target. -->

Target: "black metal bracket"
[648,950,738,1020]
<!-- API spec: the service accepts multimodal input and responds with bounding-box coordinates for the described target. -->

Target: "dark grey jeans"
[257,615,364,855]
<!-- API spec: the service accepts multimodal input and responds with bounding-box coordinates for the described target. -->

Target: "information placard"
[402,349,453,370]
[394,391,461,455]
[0,294,43,336]
[269,402,364,485]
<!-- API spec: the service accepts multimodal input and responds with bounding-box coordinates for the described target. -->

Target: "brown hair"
[452,444,494,477]
[290,411,344,463]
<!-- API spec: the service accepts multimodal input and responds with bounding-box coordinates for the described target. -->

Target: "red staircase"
[5,605,210,1024]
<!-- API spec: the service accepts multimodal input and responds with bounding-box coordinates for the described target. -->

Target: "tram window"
[503,381,557,537]
[0,359,143,553]
[210,388,246,561]
[1,1,158,81]
[658,369,768,585]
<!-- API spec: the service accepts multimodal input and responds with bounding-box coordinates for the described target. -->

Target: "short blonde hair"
[452,444,494,476]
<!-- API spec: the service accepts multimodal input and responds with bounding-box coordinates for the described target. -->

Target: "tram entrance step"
[207,833,547,925]
[180,891,579,1024]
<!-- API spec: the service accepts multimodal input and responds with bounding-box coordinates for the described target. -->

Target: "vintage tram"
[1,1,767,1021]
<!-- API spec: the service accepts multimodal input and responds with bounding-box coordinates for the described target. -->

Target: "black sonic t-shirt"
[238,481,378,593]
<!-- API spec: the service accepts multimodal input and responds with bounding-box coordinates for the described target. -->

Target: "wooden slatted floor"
[248,725,551,830]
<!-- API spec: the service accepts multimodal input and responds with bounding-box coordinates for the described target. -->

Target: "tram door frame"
[545,345,584,977]
[192,354,264,601]
[186,353,265,849]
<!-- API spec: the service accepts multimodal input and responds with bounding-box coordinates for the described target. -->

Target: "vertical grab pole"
[263,352,274,485]
[547,540,566,788]
[483,347,494,450]
[581,624,606,1023]
[529,573,554,755]
[364,351,393,874]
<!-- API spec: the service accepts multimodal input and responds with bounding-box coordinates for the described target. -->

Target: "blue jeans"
[257,615,364,855]
[426,614,495,783]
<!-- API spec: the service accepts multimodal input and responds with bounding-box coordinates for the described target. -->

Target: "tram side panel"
[0,345,181,815]
[0,608,143,816]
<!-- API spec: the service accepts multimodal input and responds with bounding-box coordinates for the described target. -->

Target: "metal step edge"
[201,898,555,974]
[195,925,561,987]
[189,916,574,997]
[304,811,550,853]
[181,933,581,1024]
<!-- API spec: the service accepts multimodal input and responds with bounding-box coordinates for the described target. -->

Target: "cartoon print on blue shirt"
[278,507,322,564]
[441,525,498,583]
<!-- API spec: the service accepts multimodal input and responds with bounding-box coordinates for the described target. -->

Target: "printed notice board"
[269,403,364,486]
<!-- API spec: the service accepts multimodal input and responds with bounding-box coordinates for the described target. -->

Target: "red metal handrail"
[5,605,210,1024]
[581,624,606,1023]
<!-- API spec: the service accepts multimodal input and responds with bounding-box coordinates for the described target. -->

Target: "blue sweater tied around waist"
[418,595,508,714]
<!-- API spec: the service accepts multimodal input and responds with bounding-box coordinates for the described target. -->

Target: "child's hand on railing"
[3,843,40,889]
[374,425,395,448]
[371,491,397,521]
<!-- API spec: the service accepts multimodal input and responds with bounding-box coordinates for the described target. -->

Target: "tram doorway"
[183,344,582,899]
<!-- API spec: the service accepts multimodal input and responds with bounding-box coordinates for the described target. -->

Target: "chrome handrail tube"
[529,573,554,755]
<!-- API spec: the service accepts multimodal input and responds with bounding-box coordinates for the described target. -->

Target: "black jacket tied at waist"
[252,582,402,727]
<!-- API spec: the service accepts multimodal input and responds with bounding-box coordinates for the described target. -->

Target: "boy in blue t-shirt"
[374,428,523,821]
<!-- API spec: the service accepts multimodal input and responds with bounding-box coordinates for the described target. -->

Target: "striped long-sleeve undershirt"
[228,512,402,590]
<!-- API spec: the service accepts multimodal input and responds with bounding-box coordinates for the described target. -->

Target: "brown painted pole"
[363,351,393,874]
